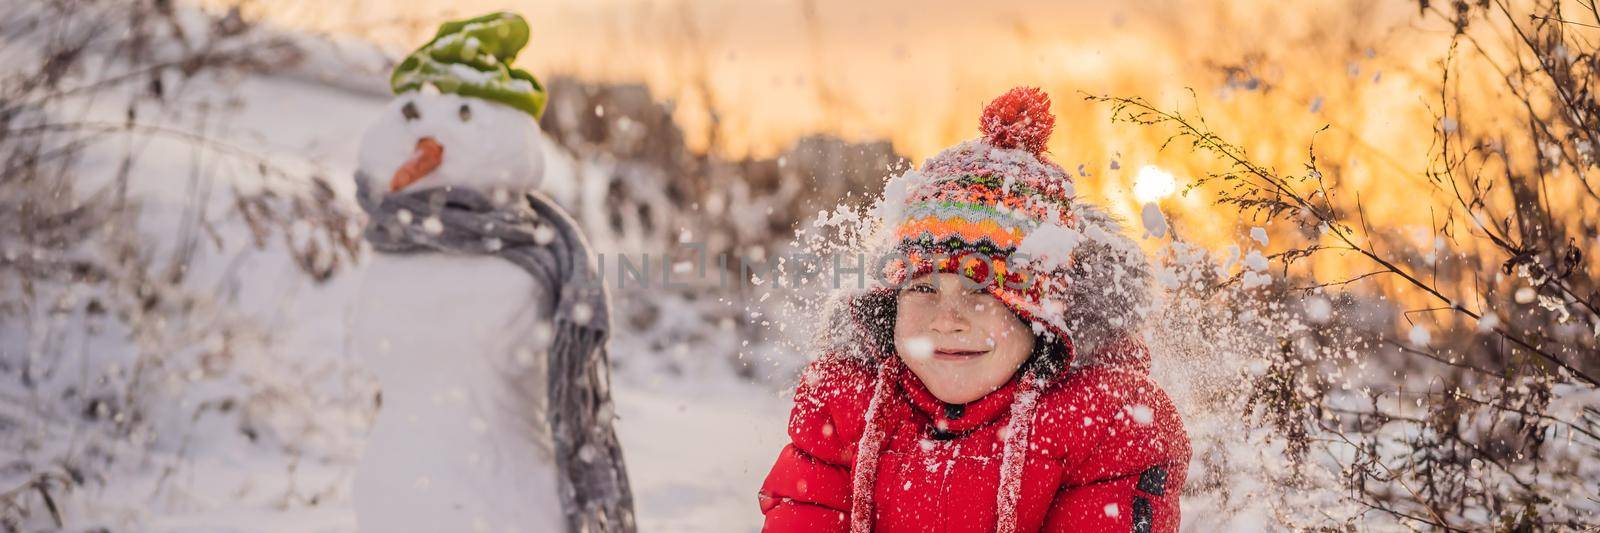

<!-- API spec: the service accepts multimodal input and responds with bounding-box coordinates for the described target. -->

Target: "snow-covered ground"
[0,15,1265,529]
[28,6,1598,532]
[1,25,793,528]
[3,53,1263,529]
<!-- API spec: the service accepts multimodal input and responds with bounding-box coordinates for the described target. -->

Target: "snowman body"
[350,91,566,533]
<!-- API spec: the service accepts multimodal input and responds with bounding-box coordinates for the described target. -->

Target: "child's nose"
[927,296,969,334]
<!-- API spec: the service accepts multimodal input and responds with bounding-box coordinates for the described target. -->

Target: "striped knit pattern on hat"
[848,86,1074,531]
[879,87,1080,343]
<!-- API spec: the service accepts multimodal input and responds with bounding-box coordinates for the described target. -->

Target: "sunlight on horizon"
[189,0,1593,319]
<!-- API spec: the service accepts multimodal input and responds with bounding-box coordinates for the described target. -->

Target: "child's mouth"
[932,348,988,360]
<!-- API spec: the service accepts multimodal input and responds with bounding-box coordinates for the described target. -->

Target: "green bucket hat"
[390,12,547,119]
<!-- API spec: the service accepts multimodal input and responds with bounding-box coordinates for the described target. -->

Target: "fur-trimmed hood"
[1057,201,1155,362]
[794,199,1168,531]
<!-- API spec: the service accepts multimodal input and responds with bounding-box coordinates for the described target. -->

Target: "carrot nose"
[390,137,444,191]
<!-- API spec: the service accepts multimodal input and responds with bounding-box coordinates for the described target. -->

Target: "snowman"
[349,12,585,533]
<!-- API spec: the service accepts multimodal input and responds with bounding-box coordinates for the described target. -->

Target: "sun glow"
[1132,165,1179,204]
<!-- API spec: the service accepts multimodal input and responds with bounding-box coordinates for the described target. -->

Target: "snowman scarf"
[355,176,635,531]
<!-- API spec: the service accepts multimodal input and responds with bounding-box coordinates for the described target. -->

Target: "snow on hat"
[878,86,1081,345]
[840,87,1158,533]
[390,12,548,119]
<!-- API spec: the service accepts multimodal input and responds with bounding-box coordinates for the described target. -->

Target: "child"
[759,87,1189,532]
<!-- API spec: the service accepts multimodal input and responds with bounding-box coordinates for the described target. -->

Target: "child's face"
[893,273,1036,405]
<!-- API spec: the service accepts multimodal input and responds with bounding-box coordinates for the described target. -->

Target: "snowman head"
[358,11,549,196]
[358,90,545,194]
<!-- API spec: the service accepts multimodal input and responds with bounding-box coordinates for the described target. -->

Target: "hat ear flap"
[848,289,899,361]
[817,288,899,364]
[1023,331,1074,379]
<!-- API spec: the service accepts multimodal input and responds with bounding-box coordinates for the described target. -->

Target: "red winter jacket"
[758,337,1189,532]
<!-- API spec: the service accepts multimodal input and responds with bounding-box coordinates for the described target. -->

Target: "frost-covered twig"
[1090,93,1598,386]
[1090,1,1600,527]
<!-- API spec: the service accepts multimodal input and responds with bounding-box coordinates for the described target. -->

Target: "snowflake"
[1126,404,1155,425]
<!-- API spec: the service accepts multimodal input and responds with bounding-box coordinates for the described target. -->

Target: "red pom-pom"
[979,87,1054,155]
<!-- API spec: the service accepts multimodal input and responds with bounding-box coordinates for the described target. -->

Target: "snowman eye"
[458,104,472,122]
[401,101,420,121]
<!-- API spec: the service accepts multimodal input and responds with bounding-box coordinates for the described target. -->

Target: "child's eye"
[904,283,936,294]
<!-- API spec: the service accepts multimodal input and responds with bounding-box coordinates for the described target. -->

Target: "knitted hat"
[836,88,1158,532]
[878,86,1080,345]
[391,12,548,119]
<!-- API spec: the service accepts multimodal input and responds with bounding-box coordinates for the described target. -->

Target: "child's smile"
[894,272,1036,404]
[930,347,989,360]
